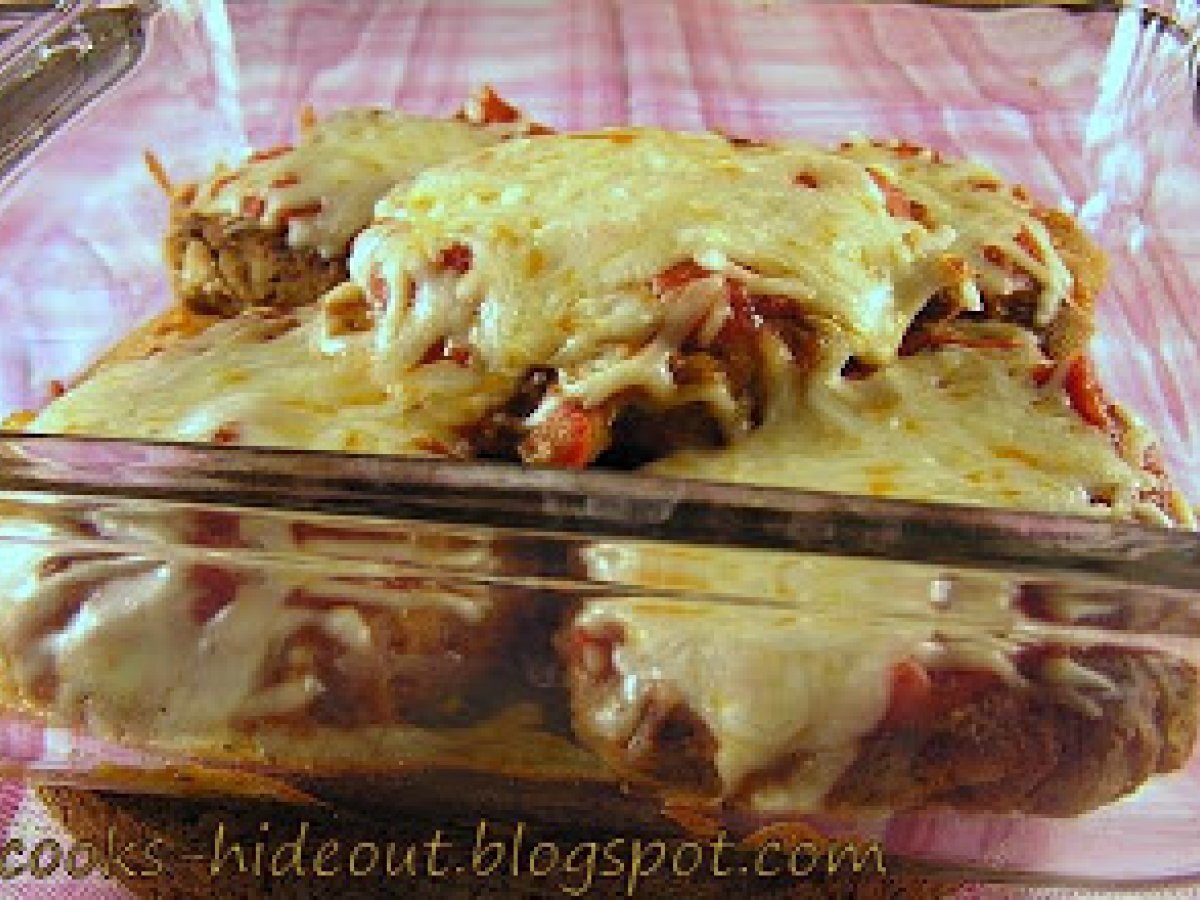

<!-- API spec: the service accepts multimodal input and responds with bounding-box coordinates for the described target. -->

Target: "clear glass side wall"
[0,436,1198,885]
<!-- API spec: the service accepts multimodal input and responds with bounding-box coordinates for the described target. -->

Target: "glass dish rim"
[1,432,1196,598]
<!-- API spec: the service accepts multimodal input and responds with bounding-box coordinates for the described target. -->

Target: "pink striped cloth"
[1,1,1198,895]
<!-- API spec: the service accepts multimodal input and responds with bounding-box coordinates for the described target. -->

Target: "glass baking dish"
[0,0,1198,890]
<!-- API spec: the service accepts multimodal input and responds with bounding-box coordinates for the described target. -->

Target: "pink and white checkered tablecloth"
[1,1,1199,896]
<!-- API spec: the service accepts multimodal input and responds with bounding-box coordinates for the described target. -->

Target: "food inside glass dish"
[1,86,1194,820]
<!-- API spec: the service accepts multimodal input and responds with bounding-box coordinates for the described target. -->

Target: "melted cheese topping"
[654,342,1157,521]
[836,138,1073,323]
[356,130,935,381]
[27,308,510,455]
[193,110,511,258]
[574,345,1171,812]
[13,309,521,737]
[352,129,1074,412]
[0,544,327,733]
[0,509,498,737]
[576,555,1019,812]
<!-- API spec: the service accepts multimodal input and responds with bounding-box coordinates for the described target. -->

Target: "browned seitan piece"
[163,88,541,315]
